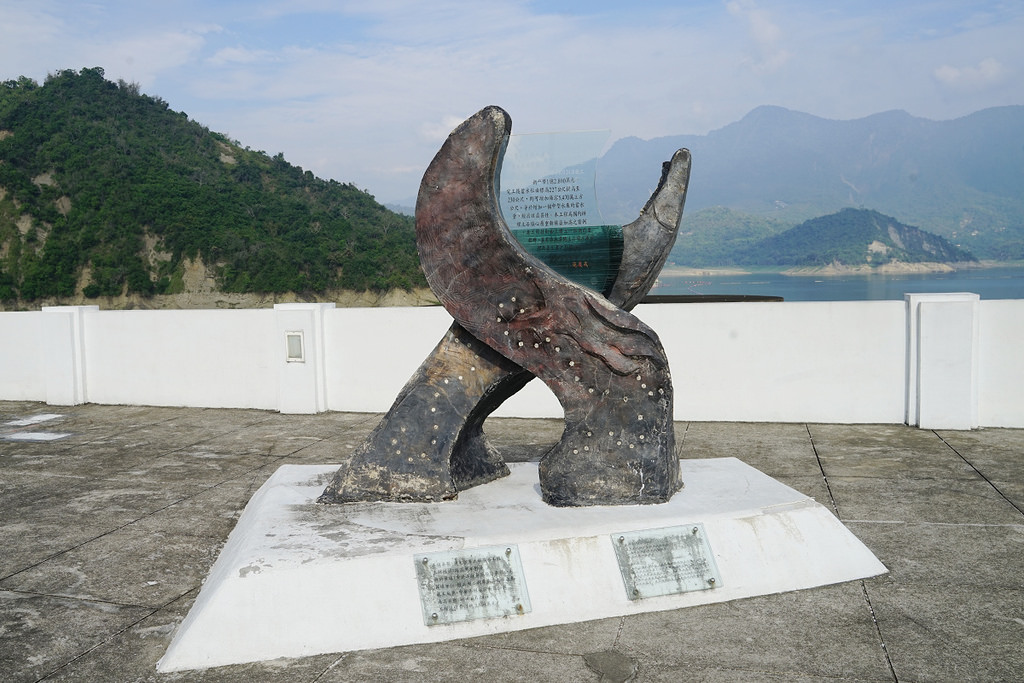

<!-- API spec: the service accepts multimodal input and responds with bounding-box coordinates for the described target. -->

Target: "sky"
[2,0,1023,204]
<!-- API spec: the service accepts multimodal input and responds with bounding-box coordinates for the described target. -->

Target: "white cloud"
[0,4,76,81]
[419,115,472,143]
[3,1,1022,202]
[726,0,791,73]
[92,30,210,87]
[933,57,1008,90]
[207,47,275,67]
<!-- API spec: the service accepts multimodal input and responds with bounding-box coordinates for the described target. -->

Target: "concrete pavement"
[1,401,1022,681]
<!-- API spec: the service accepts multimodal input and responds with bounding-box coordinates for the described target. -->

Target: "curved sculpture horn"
[320,106,689,506]
[610,148,691,309]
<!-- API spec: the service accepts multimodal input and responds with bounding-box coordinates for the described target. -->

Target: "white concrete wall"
[978,299,1024,428]
[84,309,279,410]
[641,301,908,424]
[908,294,981,430]
[1,297,1020,428]
[320,301,911,423]
[0,311,45,400]
[325,306,452,414]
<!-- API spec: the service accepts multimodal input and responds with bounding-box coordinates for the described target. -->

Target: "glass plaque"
[611,524,721,600]
[414,545,531,626]
[498,131,622,294]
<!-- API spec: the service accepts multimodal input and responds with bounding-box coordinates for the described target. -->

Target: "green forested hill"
[669,207,976,267]
[668,207,790,267]
[0,68,425,304]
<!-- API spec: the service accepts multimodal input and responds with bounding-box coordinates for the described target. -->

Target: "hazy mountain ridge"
[597,105,1024,261]
[0,68,425,307]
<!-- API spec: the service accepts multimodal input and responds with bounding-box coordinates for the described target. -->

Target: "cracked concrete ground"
[1,400,1022,682]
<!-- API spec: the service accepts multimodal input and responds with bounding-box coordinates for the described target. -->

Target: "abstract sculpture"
[320,106,690,507]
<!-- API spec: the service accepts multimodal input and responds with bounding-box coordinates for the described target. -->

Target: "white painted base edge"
[158,458,886,672]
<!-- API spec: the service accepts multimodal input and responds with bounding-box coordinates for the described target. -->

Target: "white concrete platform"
[158,458,886,672]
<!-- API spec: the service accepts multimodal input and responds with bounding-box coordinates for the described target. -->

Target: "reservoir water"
[655,266,1024,302]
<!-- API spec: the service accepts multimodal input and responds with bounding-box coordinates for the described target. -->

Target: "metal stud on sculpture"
[319,106,690,507]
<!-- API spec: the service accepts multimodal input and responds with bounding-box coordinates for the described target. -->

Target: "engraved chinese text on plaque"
[414,545,532,626]
[497,130,623,295]
[611,524,721,600]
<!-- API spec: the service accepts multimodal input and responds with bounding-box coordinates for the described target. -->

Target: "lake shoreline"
[655,263,1024,301]
[782,261,959,276]
[662,260,1024,279]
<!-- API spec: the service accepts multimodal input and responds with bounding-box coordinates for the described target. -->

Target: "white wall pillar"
[40,305,97,405]
[274,303,334,414]
[905,293,980,430]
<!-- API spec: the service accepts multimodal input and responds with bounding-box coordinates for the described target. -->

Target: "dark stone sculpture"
[319,106,690,507]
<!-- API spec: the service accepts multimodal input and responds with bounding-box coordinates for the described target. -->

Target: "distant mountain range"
[596,105,1024,262]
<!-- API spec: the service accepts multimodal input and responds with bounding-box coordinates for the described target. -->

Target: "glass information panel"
[611,524,721,600]
[499,131,622,294]
[414,545,531,626]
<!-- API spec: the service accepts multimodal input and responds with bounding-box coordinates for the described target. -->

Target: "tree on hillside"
[0,68,425,304]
